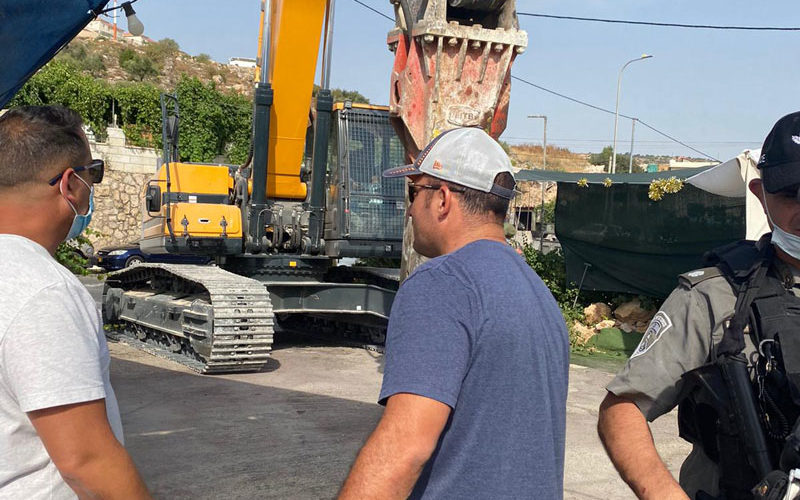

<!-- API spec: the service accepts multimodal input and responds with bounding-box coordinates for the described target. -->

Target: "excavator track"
[103,264,274,374]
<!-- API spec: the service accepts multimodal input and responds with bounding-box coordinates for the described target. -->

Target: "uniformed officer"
[598,111,800,500]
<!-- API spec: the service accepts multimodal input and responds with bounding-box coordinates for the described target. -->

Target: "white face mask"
[763,184,800,260]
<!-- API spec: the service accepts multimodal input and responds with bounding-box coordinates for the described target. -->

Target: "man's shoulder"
[0,235,80,308]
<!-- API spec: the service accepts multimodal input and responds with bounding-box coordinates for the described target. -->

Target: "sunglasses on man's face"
[407,181,465,204]
[48,159,105,186]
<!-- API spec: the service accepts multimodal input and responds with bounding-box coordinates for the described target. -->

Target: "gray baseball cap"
[383,127,516,199]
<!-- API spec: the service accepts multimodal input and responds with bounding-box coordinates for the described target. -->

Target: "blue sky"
[123,0,800,161]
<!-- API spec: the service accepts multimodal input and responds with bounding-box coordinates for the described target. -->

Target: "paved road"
[81,276,690,499]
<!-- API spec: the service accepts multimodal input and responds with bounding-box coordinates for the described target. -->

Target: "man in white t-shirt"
[0,106,150,499]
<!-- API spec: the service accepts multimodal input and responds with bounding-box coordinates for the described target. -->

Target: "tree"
[144,38,179,63]
[56,41,106,77]
[9,61,112,137]
[119,49,158,81]
[313,85,370,104]
[114,82,162,148]
[195,53,212,63]
[175,76,251,164]
[588,145,636,171]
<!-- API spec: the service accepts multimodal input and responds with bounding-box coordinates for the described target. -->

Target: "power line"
[350,0,394,22]
[635,119,720,161]
[517,12,800,31]
[502,137,761,145]
[349,0,722,161]
[510,75,720,162]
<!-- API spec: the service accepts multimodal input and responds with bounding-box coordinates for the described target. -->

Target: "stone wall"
[88,127,158,250]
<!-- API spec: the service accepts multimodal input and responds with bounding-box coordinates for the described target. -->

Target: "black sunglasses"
[407,181,465,203]
[48,159,105,186]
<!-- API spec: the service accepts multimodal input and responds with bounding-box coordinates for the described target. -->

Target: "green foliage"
[11,50,366,167]
[8,61,112,137]
[56,41,106,76]
[114,83,162,148]
[144,38,180,63]
[219,92,253,164]
[119,49,158,81]
[314,85,370,104]
[534,200,555,224]
[55,242,88,275]
[118,48,135,66]
[588,145,636,171]
[521,246,584,346]
[175,76,252,163]
[55,231,96,275]
[195,53,212,63]
[522,246,574,306]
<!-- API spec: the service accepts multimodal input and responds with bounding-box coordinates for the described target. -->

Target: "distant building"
[121,31,151,46]
[79,18,115,39]
[669,158,717,170]
[229,57,257,68]
[78,17,153,45]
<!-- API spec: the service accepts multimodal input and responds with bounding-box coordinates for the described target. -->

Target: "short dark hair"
[0,105,88,188]
[442,172,515,222]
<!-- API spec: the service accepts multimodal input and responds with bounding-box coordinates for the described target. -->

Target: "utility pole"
[112,0,118,40]
[628,118,637,173]
[527,114,547,168]
[528,115,548,251]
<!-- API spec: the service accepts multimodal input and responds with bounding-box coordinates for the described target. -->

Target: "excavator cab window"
[324,106,405,257]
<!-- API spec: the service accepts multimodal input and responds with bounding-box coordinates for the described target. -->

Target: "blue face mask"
[60,175,94,240]
[763,184,800,260]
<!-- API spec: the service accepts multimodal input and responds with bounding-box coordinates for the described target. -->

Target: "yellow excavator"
[100,0,528,373]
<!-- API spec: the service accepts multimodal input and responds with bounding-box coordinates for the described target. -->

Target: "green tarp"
[517,168,745,298]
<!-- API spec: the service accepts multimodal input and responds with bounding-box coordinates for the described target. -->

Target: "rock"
[571,321,596,346]
[634,321,650,334]
[584,302,612,325]
[614,299,656,324]
[594,319,616,331]
[618,322,635,333]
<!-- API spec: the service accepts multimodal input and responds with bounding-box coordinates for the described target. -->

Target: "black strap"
[716,243,774,358]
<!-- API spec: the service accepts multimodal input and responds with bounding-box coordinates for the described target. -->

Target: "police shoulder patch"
[630,311,673,359]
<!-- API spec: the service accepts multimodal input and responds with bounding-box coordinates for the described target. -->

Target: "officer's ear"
[748,178,766,212]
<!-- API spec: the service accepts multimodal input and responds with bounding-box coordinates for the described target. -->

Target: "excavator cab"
[325,103,406,258]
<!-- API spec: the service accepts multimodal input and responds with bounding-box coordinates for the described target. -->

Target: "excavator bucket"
[387,0,528,279]
[387,0,527,158]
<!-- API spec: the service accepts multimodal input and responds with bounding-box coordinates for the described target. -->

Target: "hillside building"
[229,57,257,68]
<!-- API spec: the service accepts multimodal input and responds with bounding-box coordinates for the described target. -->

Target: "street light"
[611,54,652,174]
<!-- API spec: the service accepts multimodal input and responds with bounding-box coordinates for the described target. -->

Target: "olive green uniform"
[607,257,800,498]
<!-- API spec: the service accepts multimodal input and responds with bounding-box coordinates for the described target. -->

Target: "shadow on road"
[112,357,382,500]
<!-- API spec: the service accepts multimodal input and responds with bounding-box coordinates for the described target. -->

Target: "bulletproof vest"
[677,236,800,499]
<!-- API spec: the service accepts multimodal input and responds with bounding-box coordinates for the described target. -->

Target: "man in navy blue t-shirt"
[339,127,569,499]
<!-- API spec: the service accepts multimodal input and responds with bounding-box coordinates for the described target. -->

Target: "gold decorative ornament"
[648,176,684,201]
